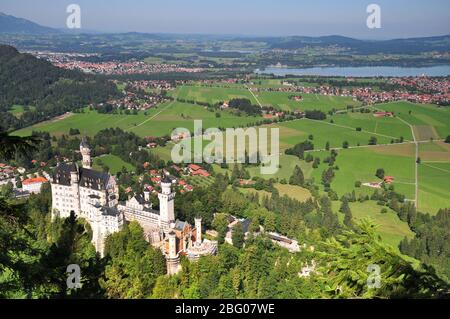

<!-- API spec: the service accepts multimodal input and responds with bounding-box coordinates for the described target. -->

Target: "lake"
[255,65,450,77]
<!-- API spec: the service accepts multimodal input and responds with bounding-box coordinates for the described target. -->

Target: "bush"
[445,135,450,143]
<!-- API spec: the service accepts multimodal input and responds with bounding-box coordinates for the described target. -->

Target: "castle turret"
[80,137,92,169]
[195,217,202,245]
[168,231,177,258]
[158,174,175,231]
[166,231,181,275]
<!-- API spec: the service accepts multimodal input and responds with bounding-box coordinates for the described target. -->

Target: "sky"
[1,0,450,39]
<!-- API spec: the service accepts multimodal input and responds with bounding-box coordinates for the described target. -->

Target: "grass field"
[375,101,450,139]
[247,154,314,181]
[171,85,258,105]
[275,118,394,151]
[332,201,414,250]
[249,78,318,89]
[418,162,450,214]
[239,183,312,203]
[256,91,361,112]
[419,141,450,161]
[311,144,417,199]
[93,154,135,175]
[171,84,361,112]
[329,111,413,141]
[14,101,263,138]
[274,184,312,202]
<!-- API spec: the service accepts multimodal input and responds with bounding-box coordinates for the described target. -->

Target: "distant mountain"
[0,12,59,34]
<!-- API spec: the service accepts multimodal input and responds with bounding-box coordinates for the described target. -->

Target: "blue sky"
[1,0,449,38]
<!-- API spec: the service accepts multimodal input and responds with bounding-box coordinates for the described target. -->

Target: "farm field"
[310,144,417,199]
[171,85,258,105]
[419,141,450,162]
[418,162,450,214]
[375,101,450,139]
[14,101,263,138]
[248,78,318,89]
[171,84,361,112]
[255,91,361,112]
[275,118,394,151]
[329,111,413,141]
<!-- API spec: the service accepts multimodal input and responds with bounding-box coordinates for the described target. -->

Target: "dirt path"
[127,100,176,131]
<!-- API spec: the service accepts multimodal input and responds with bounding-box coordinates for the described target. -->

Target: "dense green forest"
[0,45,119,132]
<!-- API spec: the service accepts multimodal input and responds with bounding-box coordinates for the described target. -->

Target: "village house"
[22,177,48,194]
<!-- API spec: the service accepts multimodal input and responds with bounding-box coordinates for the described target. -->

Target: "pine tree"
[289,165,305,186]
[343,210,353,228]
[232,222,245,249]
[339,198,351,215]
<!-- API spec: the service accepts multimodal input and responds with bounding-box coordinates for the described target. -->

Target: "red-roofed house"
[189,164,202,172]
[22,177,48,194]
[192,169,210,177]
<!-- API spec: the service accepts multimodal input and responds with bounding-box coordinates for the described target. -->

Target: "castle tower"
[69,164,81,216]
[80,137,92,169]
[166,231,181,275]
[158,174,175,231]
[168,231,177,258]
[195,217,202,245]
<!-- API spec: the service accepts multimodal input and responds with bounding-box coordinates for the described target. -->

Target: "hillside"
[0,12,58,34]
[0,45,119,132]
[268,34,450,54]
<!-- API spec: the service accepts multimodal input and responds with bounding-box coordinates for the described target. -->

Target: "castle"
[51,138,217,275]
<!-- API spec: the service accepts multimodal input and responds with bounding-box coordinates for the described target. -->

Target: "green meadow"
[275,118,394,151]
[93,154,136,175]
[171,85,258,105]
[332,201,415,250]
[329,111,413,141]
[14,101,263,138]
[418,162,450,214]
[256,91,361,112]
[239,183,312,203]
[375,101,450,139]
[171,84,361,112]
[310,144,417,199]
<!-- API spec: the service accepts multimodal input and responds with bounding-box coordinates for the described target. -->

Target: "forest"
[0,45,119,132]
